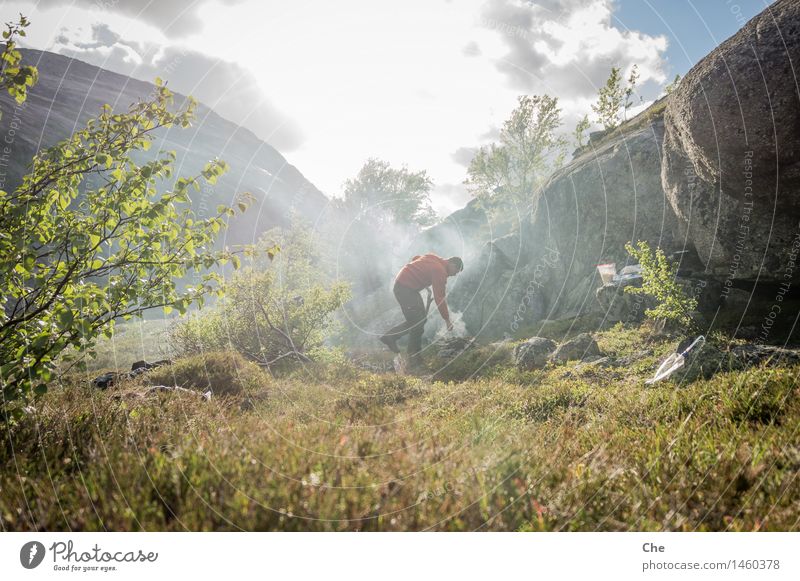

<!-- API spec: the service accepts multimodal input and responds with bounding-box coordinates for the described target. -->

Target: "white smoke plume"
[434,310,467,340]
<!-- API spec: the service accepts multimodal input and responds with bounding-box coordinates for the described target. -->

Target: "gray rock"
[730,344,800,367]
[550,333,602,364]
[131,359,172,372]
[721,288,752,312]
[514,337,557,371]
[595,282,651,323]
[436,337,475,359]
[527,112,682,319]
[92,372,118,390]
[448,111,682,339]
[577,356,613,369]
[661,0,800,279]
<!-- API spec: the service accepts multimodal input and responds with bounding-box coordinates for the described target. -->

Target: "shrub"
[144,351,268,397]
[170,224,351,368]
[466,95,567,211]
[0,19,243,419]
[624,240,698,330]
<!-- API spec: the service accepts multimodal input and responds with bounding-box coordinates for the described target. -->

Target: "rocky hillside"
[0,49,327,245]
[441,0,800,339]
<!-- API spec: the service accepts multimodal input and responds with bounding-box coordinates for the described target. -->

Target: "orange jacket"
[395,254,450,320]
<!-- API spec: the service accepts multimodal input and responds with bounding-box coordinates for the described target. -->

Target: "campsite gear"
[620,264,642,276]
[612,263,643,285]
[645,335,706,385]
[596,263,617,284]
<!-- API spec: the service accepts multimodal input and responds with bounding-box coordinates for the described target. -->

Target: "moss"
[144,350,269,396]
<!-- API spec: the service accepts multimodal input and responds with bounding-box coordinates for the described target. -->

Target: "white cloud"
[47,20,305,151]
[32,0,249,37]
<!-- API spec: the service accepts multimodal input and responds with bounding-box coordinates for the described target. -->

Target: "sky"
[6,0,771,216]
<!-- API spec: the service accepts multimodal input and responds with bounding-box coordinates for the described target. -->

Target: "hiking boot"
[379,334,400,353]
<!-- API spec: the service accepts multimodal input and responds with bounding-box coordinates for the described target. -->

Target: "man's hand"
[446,320,454,332]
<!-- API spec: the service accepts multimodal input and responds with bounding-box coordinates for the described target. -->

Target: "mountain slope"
[0,49,327,245]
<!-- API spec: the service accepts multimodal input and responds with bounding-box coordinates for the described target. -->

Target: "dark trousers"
[385,282,427,361]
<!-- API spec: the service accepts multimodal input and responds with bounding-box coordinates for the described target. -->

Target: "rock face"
[595,281,651,324]
[0,50,327,246]
[449,111,683,338]
[529,111,681,317]
[513,337,556,370]
[550,333,602,364]
[661,0,800,280]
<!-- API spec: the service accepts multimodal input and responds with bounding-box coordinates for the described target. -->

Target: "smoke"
[433,310,468,340]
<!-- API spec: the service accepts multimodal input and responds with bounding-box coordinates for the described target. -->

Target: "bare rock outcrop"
[661,0,800,280]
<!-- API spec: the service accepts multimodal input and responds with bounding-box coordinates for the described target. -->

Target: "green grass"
[2,323,799,531]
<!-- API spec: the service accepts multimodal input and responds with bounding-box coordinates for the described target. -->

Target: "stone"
[448,111,681,338]
[525,112,682,319]
[550,333,603,364]
[577,356,613,369]
[131,359,172,372]
[730,344,800,367]
[514,337,557,371]
[661,0,800,280]
[92,372,118,390]
[721,288,752,312]
[595,282,651,323]
[436,337,475,359]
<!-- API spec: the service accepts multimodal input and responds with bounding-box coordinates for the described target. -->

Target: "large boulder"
[448,113,682,339]
[448,231,553,339]
[526,112,682,318]
[514,337,557,371]
[661,0,800,279]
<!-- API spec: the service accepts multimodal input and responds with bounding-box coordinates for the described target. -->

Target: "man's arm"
[431,272,451,325]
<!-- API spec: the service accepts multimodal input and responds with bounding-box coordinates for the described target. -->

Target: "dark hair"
[448,256,464,273]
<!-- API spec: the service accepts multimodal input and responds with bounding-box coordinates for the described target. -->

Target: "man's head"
[446,256,464,276]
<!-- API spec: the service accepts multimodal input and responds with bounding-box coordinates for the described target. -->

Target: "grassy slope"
[2,324,799,532]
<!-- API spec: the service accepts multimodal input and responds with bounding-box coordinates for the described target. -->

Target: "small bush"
[625,240,698,329]
[169,225,350,368]
[145,351,269,396]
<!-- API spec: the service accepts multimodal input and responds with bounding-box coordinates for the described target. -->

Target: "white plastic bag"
[645,335,706,385]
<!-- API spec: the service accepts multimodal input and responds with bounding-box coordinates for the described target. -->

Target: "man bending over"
[380,254,463,367]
